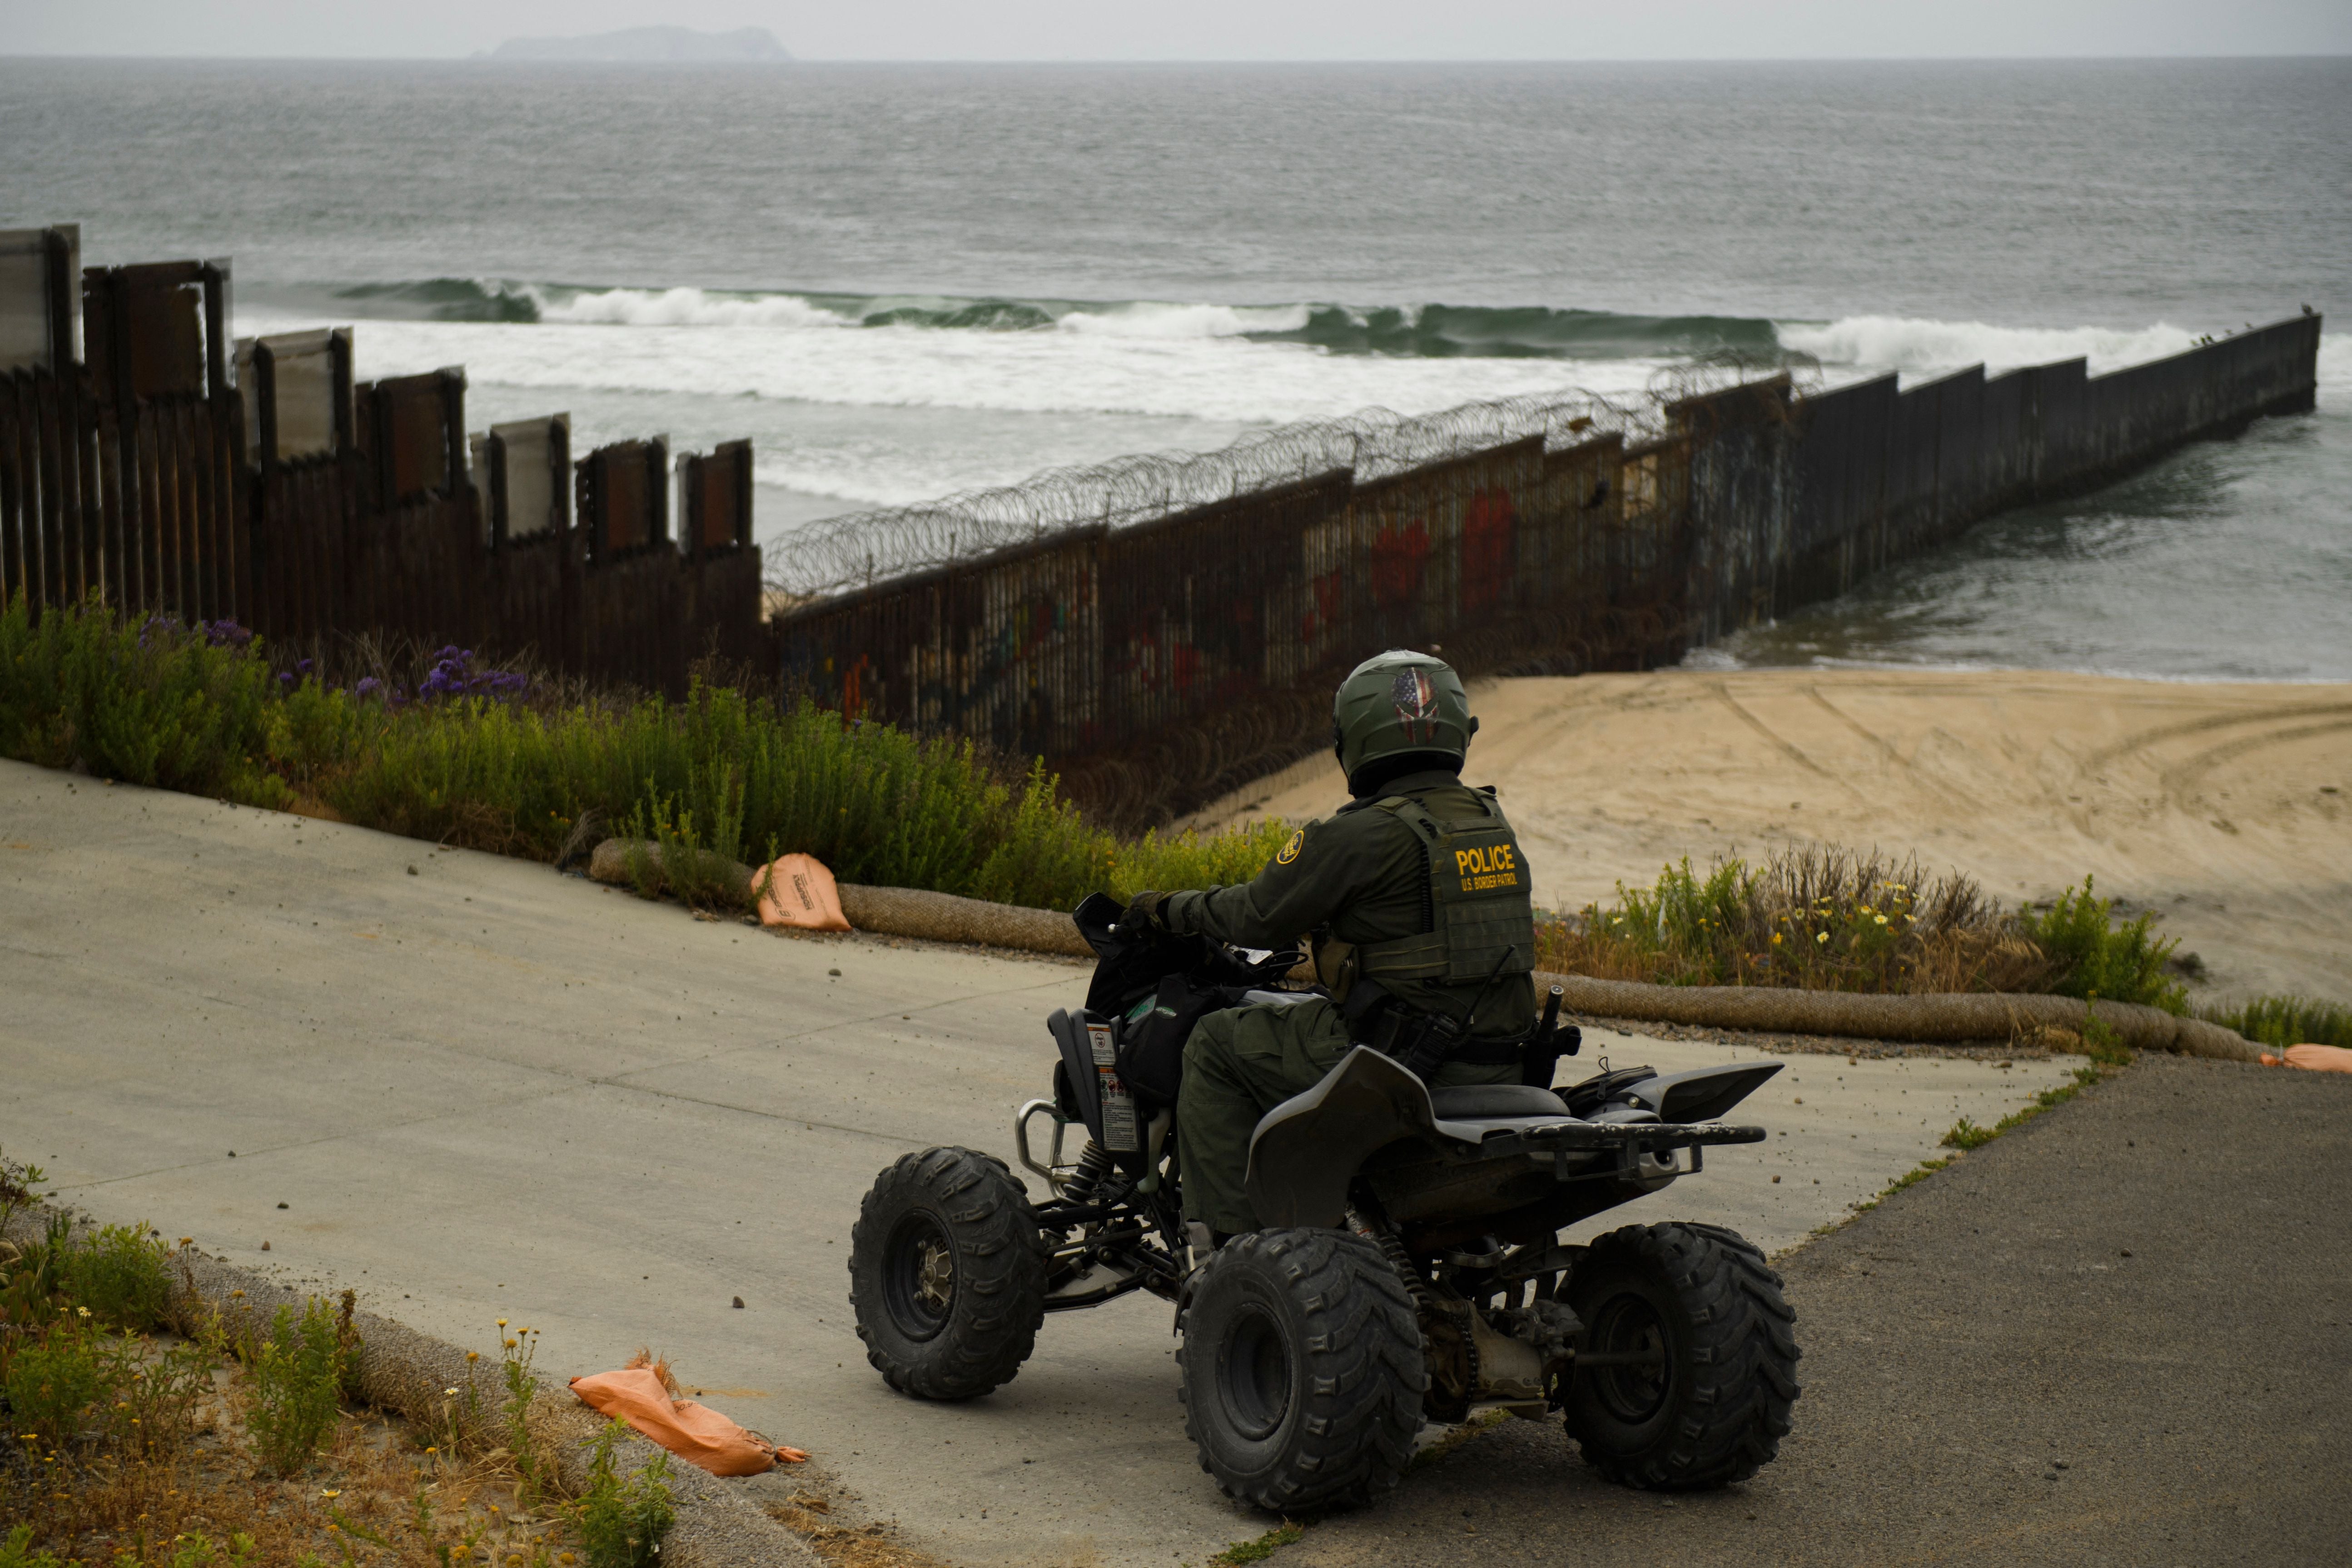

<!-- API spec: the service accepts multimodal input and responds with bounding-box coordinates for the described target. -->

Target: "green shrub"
[1941,1117,1997,1151]
[244,1298,347,1475]
[1538,846,2056,995]
[0,1213,70,1378]
[58,1221,173,1331]
[0,1143,46,1237]
[2200,994,2352,1049]
[2078,1011,2135,1067]
[4,1317,105,1447]
[0,597,1300,912]
[0,593,289,804]
[0,1524,69,1568]
[141,1533,259,1568]
[570,1419,676,1568]
[1110,817,1297,901]
[2019,876,2183,1013]
[497,1320,544,1507]
[104,1332,214,1457]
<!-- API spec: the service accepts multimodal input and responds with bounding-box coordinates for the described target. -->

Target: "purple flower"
[355,677,383,698]
[409,646,525,703]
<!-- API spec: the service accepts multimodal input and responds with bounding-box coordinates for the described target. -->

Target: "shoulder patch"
[1274,828,1306,866]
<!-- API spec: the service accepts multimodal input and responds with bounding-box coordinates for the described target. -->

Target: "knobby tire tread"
[849,1147,1049,1401]
[1569,1221,1800,1491]
[1179,1228,1425,1511]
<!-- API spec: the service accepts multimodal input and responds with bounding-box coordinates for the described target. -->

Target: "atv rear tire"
[849,1146,1049,1400]
[1178,1229,1424,1511]
[1563,1222,1800,1490]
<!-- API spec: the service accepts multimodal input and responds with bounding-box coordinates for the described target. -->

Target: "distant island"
[482,26,791,62]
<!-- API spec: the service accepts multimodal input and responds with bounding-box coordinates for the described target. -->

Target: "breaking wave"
[318,279,2323,388]
[322,277,1786,362]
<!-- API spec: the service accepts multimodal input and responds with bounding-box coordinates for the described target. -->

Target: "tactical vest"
[1354,787,1536,986]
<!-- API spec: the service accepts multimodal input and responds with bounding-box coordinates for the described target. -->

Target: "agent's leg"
[1176,999,1348,1236]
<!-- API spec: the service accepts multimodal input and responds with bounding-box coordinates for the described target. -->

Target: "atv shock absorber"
[1063,1140,1115,1205]
[1351,1208,1435,1310]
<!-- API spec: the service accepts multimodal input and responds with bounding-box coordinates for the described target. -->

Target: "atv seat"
[1428,1083,1570,1120]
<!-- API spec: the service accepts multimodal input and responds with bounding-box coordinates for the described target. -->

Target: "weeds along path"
[0,756,2086,1568]
[1183,668,2352,1002]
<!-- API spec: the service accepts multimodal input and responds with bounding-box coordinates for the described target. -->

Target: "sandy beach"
[1184,668,2352,1003]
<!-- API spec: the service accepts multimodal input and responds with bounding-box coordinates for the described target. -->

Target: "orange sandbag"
[569,1367,808,1476]
[757,852,851,932]
[2261,1044,2352,1073]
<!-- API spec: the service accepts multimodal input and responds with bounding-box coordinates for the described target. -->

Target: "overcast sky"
[9,0,2350,61]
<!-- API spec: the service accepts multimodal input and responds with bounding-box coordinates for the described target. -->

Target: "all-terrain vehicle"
[847,895,1800,1510]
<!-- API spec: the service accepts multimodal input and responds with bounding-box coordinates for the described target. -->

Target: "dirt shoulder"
[1182,667,2352,1001]
[1282,1051,2352,1568]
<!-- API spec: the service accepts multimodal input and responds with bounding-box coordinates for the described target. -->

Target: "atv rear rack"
[1487,1120,1769,1157]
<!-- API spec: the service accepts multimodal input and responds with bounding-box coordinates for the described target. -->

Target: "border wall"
[1681,316,2325,638]
[0,226,761,694]
[0,222,2324,829]
[772,428,1702,824]
[777,317,2321,827]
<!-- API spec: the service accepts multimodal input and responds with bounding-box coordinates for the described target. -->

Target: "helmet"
[1331,650,1477,794]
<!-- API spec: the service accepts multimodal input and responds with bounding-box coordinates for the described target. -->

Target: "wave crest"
[326,278,1788,361]
[1775,315,2209,378]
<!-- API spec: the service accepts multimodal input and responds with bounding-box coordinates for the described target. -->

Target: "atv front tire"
[848,1147,1049,1400]
[1563,1222,1800,1489]
[1178,1229,1424,1511]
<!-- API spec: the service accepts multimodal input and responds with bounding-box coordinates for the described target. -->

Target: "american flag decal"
[1391,668,1438,739]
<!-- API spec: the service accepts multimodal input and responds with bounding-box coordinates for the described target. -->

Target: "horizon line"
[6,50,2350,65]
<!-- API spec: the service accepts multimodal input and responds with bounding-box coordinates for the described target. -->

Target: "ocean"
[6,55,2347,678]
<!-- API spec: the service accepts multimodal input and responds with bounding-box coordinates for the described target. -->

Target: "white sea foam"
[535,286,855,329]
[1776,315,2207,379]
[513,283,1315,340]
[2315,332,2352,395]
[244,308,1658,426]
[1053,301,1313,338]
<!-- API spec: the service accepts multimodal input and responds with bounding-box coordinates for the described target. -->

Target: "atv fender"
[1048,1007,1106,1146]
[1246,1046,1500,1227]
[1621,1061,1783,1124]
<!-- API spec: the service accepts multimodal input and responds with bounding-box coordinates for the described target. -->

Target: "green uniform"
[1164,769,1537,1235]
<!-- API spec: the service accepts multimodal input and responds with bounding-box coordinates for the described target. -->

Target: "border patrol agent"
[1119,650,1537,1240]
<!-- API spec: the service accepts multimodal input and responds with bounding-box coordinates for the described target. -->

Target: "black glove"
[1116,891,1169,937]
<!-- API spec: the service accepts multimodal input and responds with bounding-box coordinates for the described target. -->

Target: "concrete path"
[1,758,2081,1568]
[1283,1053,2352,1568]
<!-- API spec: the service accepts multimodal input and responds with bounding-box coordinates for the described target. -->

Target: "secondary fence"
[0,225,761,694]
[0,222,2325,829]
